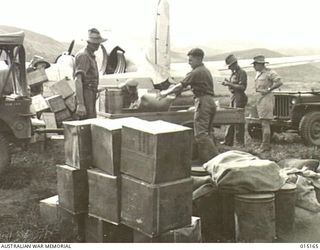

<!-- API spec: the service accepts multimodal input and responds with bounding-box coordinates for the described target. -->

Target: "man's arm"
[159,83,184,98]
[268,70,283,91]
[75,74,86,117]
[223,71,247,91]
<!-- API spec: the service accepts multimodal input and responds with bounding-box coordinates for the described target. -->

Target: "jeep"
[247,90,320,146]
[0,31,32,172]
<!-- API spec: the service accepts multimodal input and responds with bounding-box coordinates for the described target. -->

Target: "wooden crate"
[57,165,88,213]
[133,216,202,243]
[27,68,48,86]
[87,169,120,224]
[58,206,86,243]
[55,108,71,122]
[85,216,133,243]
[121,174,193,236]
[45,95,66,112]
[104,89,123,114]
[63,120,92,169]
[50,78,74,99]
[65,94,76,113]
[39,195,59,225]
[91,119,122,175]
[121,120,192,183]
[31,94,50,113]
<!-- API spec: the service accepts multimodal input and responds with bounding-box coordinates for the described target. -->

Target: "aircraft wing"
[218,55,320,72]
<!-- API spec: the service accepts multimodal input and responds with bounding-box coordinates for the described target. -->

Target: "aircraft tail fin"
[145,0,171,84]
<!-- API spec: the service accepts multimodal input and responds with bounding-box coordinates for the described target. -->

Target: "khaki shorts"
[251,93,274,120]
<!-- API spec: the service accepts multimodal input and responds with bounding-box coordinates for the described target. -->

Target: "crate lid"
[123,120,191,134]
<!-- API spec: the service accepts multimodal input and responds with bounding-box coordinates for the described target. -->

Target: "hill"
[0,25,81,62]
[205,48,286,61]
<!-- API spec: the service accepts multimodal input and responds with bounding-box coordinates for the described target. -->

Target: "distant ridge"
[0,25,79,62]
[205,48,286,61]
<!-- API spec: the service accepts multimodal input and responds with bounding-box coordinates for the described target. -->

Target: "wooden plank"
[121,120,192,184]
[97,107,245,126]
[56,165,88,213]
[121,174,192,237]
[87,169,120,224]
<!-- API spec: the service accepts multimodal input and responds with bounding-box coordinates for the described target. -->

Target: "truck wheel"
[248,123,262,140]
[299,111,320,146]
[0,134,10,173]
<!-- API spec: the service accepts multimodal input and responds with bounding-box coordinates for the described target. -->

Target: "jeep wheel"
[299,111,320,146]
[248,123,275,140]
[0,134,10,173]
[248,123,262,140]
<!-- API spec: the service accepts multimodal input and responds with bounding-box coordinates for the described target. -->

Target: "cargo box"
[133,216,202,243]
[57,165,88,213]
[27,68,48,86]
[31,94,50,113]
[55,108,71,123]
[63,120,92,169]
[121,120,192,183]
[121,174,193,236]
[85,216,133,243]
[45,95,66,112]
[87,169,120,224]
[103,88,123,114]
[50,78,74,99]
[58,206,86,242]
[65,94,76,113]
[39,195,59,225]
[91,119,122,175]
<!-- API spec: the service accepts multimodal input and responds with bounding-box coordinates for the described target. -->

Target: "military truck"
[247,91,320,146]
[0,31,32,172]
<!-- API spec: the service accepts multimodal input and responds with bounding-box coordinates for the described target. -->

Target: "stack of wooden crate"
[120,119,201,242]
[40,117,201,242]
[31,77,76,129]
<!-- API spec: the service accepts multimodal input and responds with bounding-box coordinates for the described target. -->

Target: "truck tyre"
[0,134,10,173]
[299,111,320,146]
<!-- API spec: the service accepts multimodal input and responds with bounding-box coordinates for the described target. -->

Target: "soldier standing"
[74,28,107,119]
[221,54,248,146]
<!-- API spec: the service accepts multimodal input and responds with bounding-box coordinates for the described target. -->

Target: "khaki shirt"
[255,68,281,92]
[74,48,99,89]
[181,63,214,97]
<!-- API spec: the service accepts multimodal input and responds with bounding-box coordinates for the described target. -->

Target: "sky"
[1,0,320,51]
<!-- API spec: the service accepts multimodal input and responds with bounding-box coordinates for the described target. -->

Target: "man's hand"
[158,90,168,100]
[76,104,87,117]
[221,79,231,86]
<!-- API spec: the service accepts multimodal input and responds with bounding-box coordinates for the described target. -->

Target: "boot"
[258,130,271,152]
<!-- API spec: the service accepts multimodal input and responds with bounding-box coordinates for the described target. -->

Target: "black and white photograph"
[0,0,320,247]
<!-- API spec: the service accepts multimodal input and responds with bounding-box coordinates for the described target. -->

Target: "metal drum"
[234,193,275,242]
[275,183,297,241]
